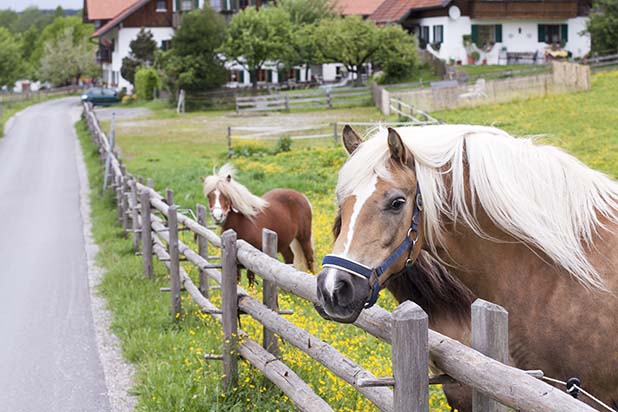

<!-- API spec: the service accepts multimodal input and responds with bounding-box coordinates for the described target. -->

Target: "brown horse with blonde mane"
[204,164,315,285]
[317,125,618,409]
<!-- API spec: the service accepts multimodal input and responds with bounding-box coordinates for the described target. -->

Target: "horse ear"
[226,174,232,182]
[387,127,408,164]
[342,125,362,155]
[200,176,206,183]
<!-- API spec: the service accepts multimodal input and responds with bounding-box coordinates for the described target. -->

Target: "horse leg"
[281,247,294,265]
[247,270,255,288]
[442,384,472,412]
[298,237,315,273]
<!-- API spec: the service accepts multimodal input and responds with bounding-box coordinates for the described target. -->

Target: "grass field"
[84,70,618,411]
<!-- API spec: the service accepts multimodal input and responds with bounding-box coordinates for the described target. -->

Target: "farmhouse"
[368,0,591,65]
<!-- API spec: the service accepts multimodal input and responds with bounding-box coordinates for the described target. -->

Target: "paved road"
[0,98,110,412]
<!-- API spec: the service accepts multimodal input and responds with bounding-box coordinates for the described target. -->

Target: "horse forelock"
[336,125,618,291]
[203,163,268,218]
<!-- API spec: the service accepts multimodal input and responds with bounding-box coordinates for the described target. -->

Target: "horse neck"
[222,210,250,233]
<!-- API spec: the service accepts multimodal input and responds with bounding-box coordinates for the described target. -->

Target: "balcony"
[96,48,112,64]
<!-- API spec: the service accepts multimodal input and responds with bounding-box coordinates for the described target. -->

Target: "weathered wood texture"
[140,190,153,279]
[472,299,510,412]
[196,204,209,298]
[129,179,140,251]
[261,229,280,357]
[221,230,239,391]
[168,205,181,321]
[392,301,428,412]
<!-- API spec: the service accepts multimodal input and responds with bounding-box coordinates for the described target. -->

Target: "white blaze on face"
[323,175,377,298]
[211,189,224,222]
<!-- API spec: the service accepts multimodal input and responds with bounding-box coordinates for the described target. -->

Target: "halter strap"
[322,185,423,309]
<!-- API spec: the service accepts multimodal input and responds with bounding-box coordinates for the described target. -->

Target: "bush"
[274,136,293,154]
[135,67,160,101]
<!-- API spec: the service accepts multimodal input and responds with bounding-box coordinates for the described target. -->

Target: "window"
[471,24,502,47]
[538,24,568,44]
[161,40,172,51]
[181,0,194,11]
[433,25,444,44]
[156,0,167,11]
[418,25,430,46]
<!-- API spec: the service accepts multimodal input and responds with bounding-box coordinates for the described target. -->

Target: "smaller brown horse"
[204,164,315,285]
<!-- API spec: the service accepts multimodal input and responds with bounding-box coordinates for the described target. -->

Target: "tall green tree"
[313,16,382,85]
[219,6,293,89]
[0,28,22,87]
[279,0,335,25]
[157,7,227,96]
[374,24,419,83]
[587,0,618,54]
[12,7,54,33]
[287,23,322,83]
[0,10,18,32]
[39,27,99,86]
[121,28,158,85]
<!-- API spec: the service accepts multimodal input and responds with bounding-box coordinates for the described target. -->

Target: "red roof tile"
[91,0,150,38]
[369,0,449,23]
[85,0,140,21]
[335,0,385,16]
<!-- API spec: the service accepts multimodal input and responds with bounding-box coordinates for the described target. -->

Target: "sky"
[0,0,82,11]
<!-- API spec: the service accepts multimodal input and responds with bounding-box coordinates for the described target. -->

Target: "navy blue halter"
[322,186,423,309]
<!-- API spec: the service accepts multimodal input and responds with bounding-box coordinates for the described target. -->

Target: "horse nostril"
[334,278,354,306]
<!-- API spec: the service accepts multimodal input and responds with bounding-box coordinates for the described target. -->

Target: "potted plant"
[469,51,480,65]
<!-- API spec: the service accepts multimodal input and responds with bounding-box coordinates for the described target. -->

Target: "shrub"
[135,67,160,101]
[274,136,293,154]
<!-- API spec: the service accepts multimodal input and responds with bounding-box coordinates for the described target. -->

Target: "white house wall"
[412,15,590,65]
[106,27,174,91]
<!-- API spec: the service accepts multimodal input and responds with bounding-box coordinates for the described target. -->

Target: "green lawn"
[457,63,546,78]
[82,70,618,411]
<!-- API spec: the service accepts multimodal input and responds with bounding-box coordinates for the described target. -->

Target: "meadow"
[84,70,618,411]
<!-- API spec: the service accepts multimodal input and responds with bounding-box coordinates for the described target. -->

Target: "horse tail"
[290,238,310,272]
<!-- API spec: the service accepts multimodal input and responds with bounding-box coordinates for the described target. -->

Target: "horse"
[316,125,618,409]
[204,164,315,286]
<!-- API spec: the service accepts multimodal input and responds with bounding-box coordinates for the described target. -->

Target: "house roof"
[335,0,384,16]
[91,0,150,38]
[84,0,139,21]
[369,0,451,23]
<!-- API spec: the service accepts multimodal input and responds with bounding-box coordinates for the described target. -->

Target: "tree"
[39,27,99,86]
[374,25,419,83]
[287,23,323,83]
[586,0,618,54]
[121,28,158,86]
[157,7,227,96]
[0,28,22,87]
[314,16,382,86]
[279,0,335,25]
[19,27,39,78]
[219,6,293,89]
[0,10,18,32]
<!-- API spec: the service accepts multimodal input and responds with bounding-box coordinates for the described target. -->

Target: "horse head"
[316,126,425,323]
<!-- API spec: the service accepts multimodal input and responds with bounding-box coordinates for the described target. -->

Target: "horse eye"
[390,198,406,210]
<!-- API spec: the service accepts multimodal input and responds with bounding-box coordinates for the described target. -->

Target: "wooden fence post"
[129,179,140,251]
[141,190,153,279]
[168,205,182,321]
[284,95,290,111]
[197,204,209,298]
[121,177,129,234]
[115,176,123,225]
[147,178,154,189]
[472,299,509,412]
[226,126,232,155]
[262,229,280,357]
[392,300,429,412]
[165,188,174,206]
[221,229,239,391]
[333,122,338,146]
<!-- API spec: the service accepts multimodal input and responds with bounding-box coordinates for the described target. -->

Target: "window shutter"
[295,69,300,81]
[561,24,568,42]
[495,24,502,42]
[175,0,180,11]
[194,0,199,9]
[239,71,244,83]
[471,24,479,44]
[267,70,272,83]
[538,24,546,43]
[432,26,436,43]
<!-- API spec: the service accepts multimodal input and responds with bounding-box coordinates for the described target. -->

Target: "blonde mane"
[203,163,268,218]
[337,125,618,290]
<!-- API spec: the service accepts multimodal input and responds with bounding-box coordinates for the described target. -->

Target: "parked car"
[81,87,119,106]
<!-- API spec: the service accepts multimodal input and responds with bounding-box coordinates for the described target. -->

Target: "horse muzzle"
[315,267,369,324]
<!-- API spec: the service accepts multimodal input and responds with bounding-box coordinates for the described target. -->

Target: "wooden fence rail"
[83,102,596,412]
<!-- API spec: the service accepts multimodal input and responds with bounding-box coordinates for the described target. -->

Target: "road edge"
[74,115,137,412]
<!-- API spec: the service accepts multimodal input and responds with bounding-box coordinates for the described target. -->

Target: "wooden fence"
[235,87,371,113]
[83,102,596,412]
[586,53,618,72]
